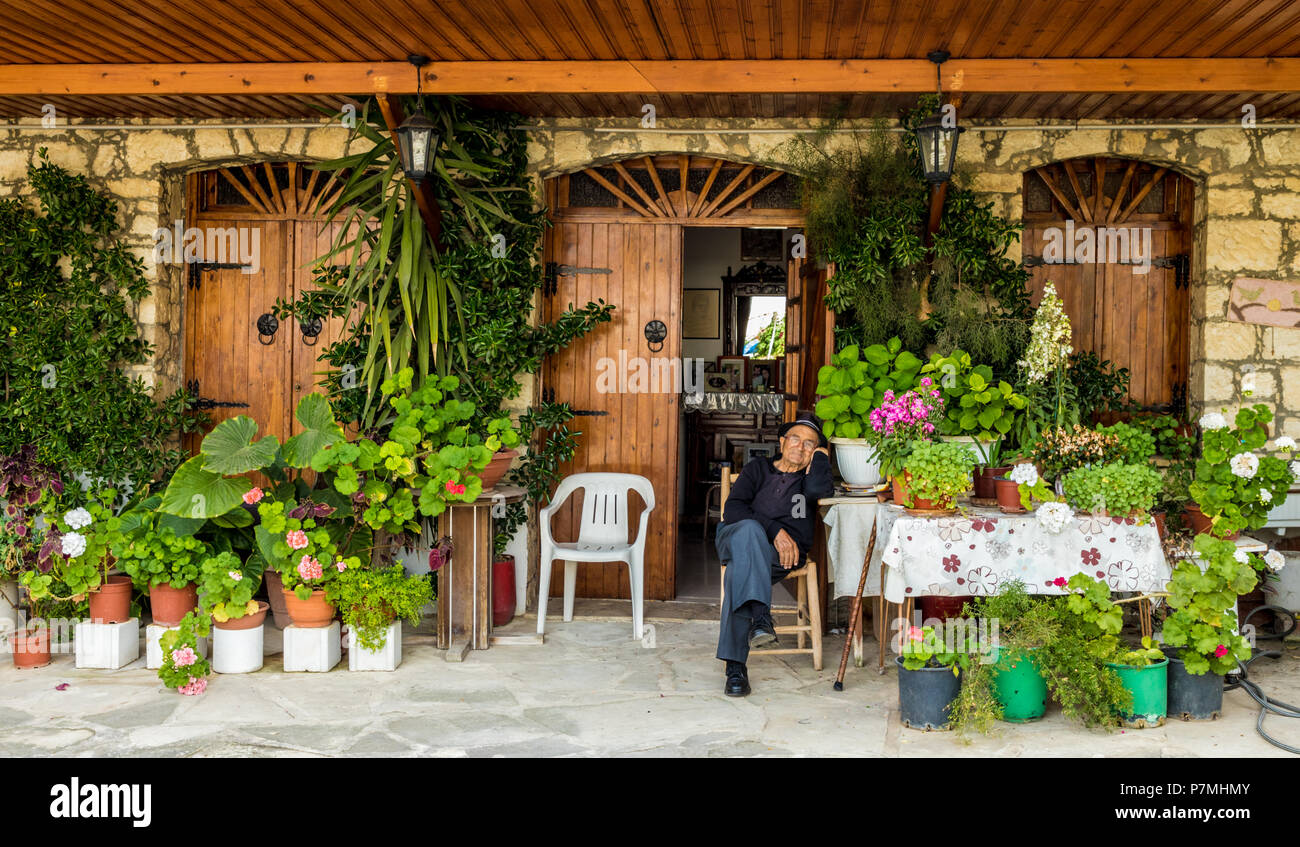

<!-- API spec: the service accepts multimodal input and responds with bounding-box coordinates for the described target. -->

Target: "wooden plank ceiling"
[0,0,1298,120]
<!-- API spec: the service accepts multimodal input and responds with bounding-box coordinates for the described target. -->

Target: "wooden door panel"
[291,219,360,432]
[542,221,682,601]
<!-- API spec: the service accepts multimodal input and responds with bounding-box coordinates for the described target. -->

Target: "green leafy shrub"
[1095,421,1157,464]
[1188,405,1295,538]
[1028,425,1118,483]
[0,149,197,497]
[116,513,208,591]
[814,338,923,439]
[901,441,975,507]
[326,564,433,651]
[20,490,126,606]
[1162,534,1258,675]
[1060,462,1162,517]
[920,349,1026,461]
[199,551,262,623]
[1129,414,1195,461]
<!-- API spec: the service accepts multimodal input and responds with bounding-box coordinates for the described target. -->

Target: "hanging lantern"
[395,54,439,182]
[913,50,964,185]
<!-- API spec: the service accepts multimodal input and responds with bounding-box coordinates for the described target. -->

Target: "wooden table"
[437,484,526,661]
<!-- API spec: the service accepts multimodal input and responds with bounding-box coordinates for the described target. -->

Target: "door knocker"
[256,313,279,345]
[299,317,323,346]
[644,319,667,353]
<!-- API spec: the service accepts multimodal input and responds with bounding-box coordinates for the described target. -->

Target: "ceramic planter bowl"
[830,438,883,486]
[282,588,336,628]
[478,449,518,491]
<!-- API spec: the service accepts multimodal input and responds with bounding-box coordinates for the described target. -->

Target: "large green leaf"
[158,512,207,537]
[281,394,346,468]
[160,456,251,518]
[200,416,280,475]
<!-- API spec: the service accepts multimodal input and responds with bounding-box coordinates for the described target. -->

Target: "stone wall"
[524,116,1300,438]
[0,119,361,397]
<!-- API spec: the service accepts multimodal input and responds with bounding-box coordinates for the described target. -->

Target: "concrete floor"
[2,603,1300,757]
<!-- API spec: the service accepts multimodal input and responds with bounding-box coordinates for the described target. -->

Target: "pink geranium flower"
[1214,644,1228,658]
[444,479,467,495]
[243,487,264,505]
[297,555,323,581]
[171,647,197,668]
[1052,576,1068,587]
[907,625,924,641]
[335,559,347,573]
[285,530,309,550]
[178,676,207,696]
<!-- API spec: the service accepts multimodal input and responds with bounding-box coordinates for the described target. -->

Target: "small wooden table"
[437,484,526,661]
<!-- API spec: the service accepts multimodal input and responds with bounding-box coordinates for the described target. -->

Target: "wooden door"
[184,164,354,457]
[1023,158,1193,417]
[541,221,683,601]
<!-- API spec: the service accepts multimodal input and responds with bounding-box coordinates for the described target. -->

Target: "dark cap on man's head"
[778,414,829,449]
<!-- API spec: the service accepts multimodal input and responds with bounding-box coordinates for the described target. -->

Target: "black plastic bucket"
[1164,649,1224,721]
[896,657,962,731]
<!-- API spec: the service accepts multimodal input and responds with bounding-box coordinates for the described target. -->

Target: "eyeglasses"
[783,436,819,451]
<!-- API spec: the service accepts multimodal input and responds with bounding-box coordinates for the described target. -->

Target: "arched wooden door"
[182,162,352,458]
[1022,157,1194,417]
[540,155,807,601]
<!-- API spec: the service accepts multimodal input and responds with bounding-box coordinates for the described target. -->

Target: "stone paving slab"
[2,616,1299,757]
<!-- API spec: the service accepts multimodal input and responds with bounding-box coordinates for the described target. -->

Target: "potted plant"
[898,440,975,513]
[22,491,131,624]
[327,564,433,670]
[896,623,979,731]
[813,338,923,485]
[157,610,212,695]
[921,348,1027,477]
[1026,424,1119,488]
[1060,462,1162,521]
[476,413,523,490]
[1187,406,1295,539]
[1063,573,1163,727]
[994,462,1057,515]
[256,496,357,628]
[1161,534,1259,720]
[115,513,208,626]
[200,551,268,674]
[952,582,1051,728]
[867,383,946,500]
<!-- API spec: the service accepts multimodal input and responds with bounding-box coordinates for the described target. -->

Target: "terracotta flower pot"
[212,600,270,631]
[88,574,133,623]
[149,581,198,627]
[994,477,1026,514]
[1184,504,1240,540]
[974,465,1012,500]
[477,449,518,491]
[894,473,951,512]
[262,569,293,629]
[1152,510,1167,541]
[12,626,51,669]
[282,588,336,628]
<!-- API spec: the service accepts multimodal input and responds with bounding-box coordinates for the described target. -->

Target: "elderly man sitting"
[715,415,834,696]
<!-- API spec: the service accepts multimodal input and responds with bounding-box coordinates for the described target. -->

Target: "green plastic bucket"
[990,647,1048,722]
[1106,659,1168,728]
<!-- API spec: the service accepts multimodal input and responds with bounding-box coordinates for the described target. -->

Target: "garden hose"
[1225,605,1300,755]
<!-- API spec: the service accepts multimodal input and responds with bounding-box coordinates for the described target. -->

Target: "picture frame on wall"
[682,288,721,339]
[717,355,746,391]
[747,359,776,393]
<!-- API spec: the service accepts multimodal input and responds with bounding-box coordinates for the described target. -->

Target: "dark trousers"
[715,519,789,664]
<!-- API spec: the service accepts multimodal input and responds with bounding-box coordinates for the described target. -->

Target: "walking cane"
[833,522,877,692]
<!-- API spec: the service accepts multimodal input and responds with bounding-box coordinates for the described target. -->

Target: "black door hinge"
[543,262,612,296]
[187,261,255,290]
[185,379,250,410]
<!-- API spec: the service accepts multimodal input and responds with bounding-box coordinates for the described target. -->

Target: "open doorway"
[675,226,796,608]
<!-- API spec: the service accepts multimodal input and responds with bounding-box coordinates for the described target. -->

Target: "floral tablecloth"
[879,505,1171,604]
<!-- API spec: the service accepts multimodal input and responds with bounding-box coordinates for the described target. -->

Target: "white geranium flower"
[1275,436,1297,451]
[63,507,92,530]
[1234,549,1250,565]
[1035,501,1072,535]
[1264,550,1286,572]
[1260,488,1273,504]
[1229,452,1260,480]
[1010,464,1039,487]
[61,531,87,558]
[1199,412,1228,431]
[228,571,243,582]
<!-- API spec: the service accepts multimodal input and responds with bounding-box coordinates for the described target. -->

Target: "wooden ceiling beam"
[3,58,1300,96]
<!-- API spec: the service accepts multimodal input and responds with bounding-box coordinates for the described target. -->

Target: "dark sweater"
[721,452,834,559]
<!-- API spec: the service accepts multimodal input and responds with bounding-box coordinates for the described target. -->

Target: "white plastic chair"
[537,473,656,640]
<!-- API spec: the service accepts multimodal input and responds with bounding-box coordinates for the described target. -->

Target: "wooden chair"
[717,464,823,670]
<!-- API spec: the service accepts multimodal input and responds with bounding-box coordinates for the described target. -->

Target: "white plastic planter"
[74,618,140,669]
[211,623,264,674]
[283,621,341,672]
[145,623,209,670]
[829,438,882,486]
[347,621,402,672]
[1,580,20,654]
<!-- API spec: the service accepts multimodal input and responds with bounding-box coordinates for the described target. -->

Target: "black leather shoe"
[725,668,751,697]
[748,613,777,649]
